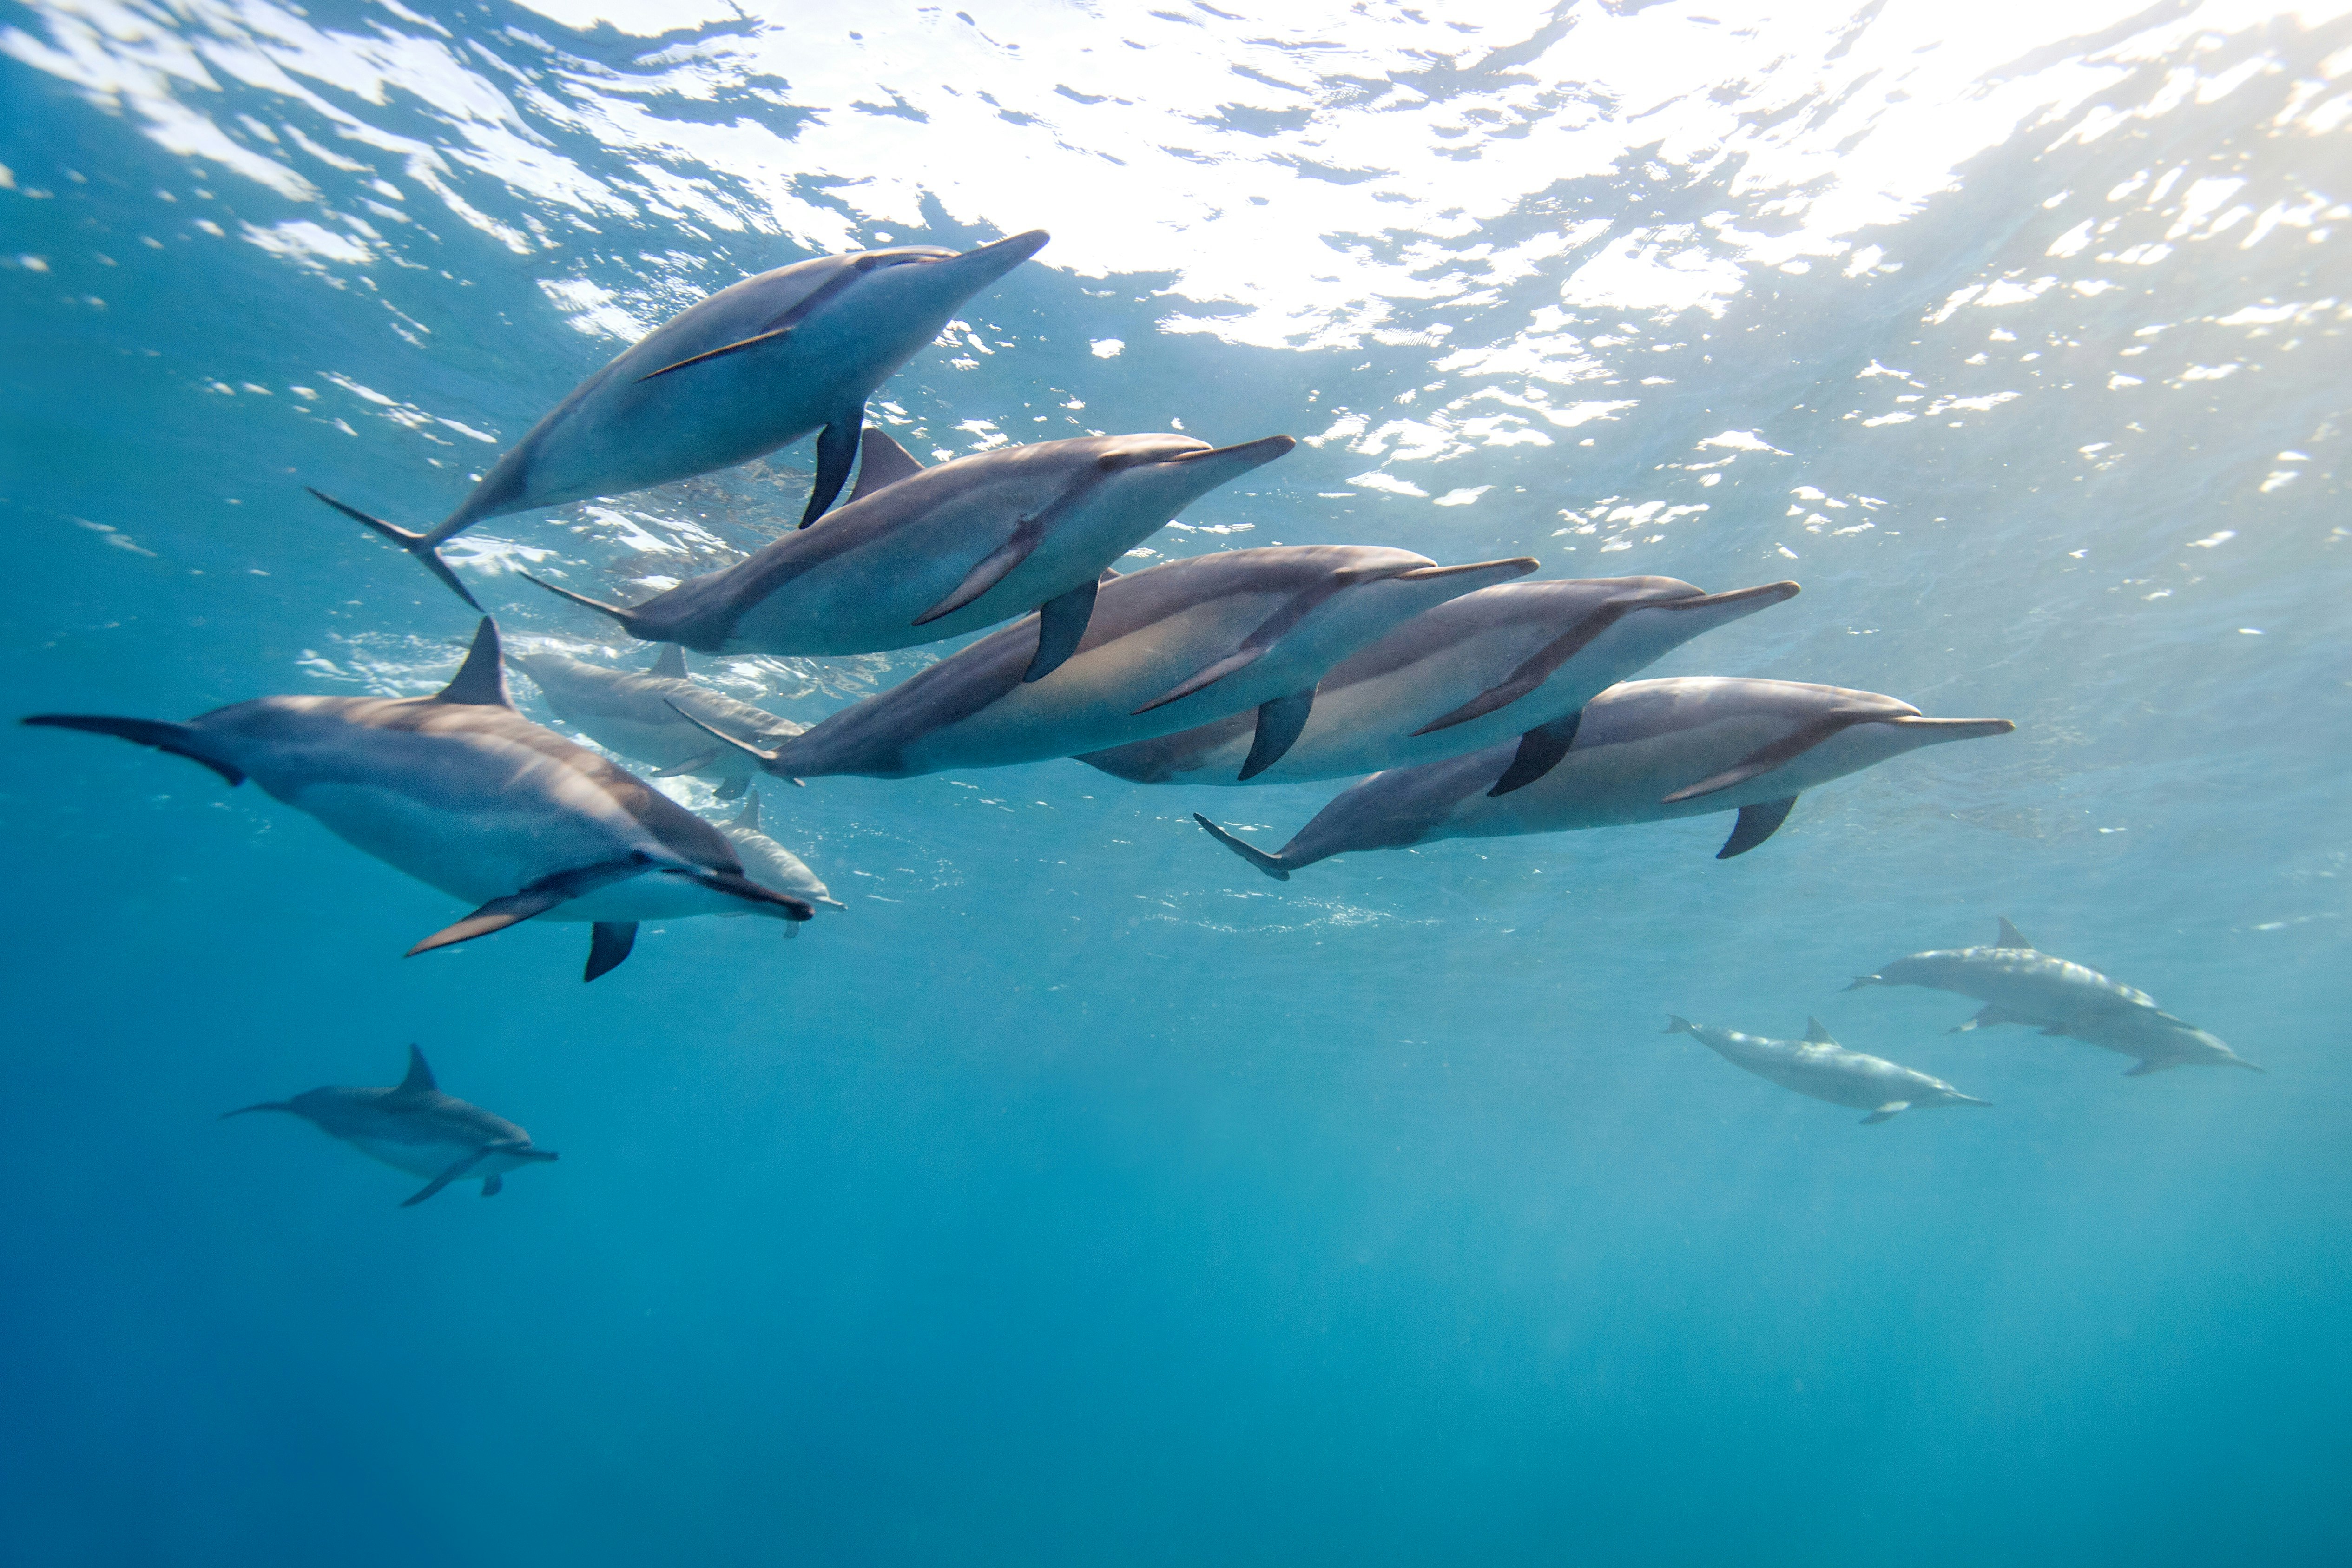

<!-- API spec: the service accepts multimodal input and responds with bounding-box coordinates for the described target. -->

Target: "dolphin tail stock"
[219,1101,295,1119]
[1192,814,1291,881]
[1661,1015,1697,1036]
[406,855,657,959]
[517,572,645,634]
[307,488,482,611]
[21,713,248,787]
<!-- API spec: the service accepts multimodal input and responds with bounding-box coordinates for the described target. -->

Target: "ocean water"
[2,1,2348,1562]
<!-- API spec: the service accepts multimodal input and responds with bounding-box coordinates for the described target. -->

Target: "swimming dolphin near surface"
[715,787,844,936]
[676,545,1539,781]
[22,619,811,981]
[1193,677,2014,877]
[224,1046,556,1206]
[308,231,1052,606]
[1080,575,1800,785]
[1848,918,2260,1075]
[1662,1015,1990,1124]
[507,641,804,799]
[523,427,1296,682]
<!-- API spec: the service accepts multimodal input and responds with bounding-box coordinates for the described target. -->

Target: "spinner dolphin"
[523,427,1295,682]
[1080,574,1799,785]
[715,786,844,933]
[1194,677,2014,877]
[1662,1015,1990,1124]
[507,641,804,798]
[23,619,811,980]
[310,231,1050,605]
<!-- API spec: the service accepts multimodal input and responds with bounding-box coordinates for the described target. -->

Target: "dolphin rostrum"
[676,545,1540,781]
[1847,918,2260,1075]
[224,1045,557,1206]
[507,641,804,798]
[1080,574,1800,785]
[1194,677,2014,877]
[716,786,844,936]
[23,619,811,980]
[1662,1015,1990,1124]
[309,231,1051,606]
[522,427,1296,682]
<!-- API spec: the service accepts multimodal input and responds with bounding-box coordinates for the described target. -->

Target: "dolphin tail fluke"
[800,412,863,527]
[586,921,638,982]
[307,488,481,610]
[219,1101,294,1119]
[1192,814,1290,881]
[20,714,247,787]
[1661,1015,1697,1036]
[518,572,640,633]
[407,856,654,958]
[1860,1101,1911,1124]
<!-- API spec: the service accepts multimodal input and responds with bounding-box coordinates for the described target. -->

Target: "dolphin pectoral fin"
[916,528,1043,626]
[433,618,513,707]
[666,867,815,922]
[519,572,641,633]
[400,1148,491,1207]
[1996,916,2032,949]
[586,921,639,982]
[407,856,653,958]
[1193,814,1290,881]
[1134,646,1267,716]
[650,750,721,778]
[648,643,688,679]
[307,488,481,610]
[1860,1102,1911,1125]
[1239,689,1316,781]
[635,324,795,383]
[713,775,750,801]
[1949,1003,2030,1034]
[1488,712,1582,798]
[20,714,247,787]
[664,702,784,767]
[1023,579,1097,682]
[800,415,862,527]
[481,1174,503,1197]
[1417,608,1630,736]
[1661,716,1867,804]
[848,425,926,503]
[1716,796,1798,859]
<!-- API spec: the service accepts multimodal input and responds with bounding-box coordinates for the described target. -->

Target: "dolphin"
[1848,918,2260,1075]
[224,1045,557,1206]
[1662,1015,1990,1124]
[308,231,1052,606]
[1080,574,1800,785]
[22,619,812,980]
[715,786,844,936]
[521,427,1296,682]
[1193,677,2014,877]
[507,641,804,798]
[677,545,1539,781]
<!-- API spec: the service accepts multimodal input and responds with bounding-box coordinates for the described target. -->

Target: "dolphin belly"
[344,1135,490,1181]
[289,780,678,908]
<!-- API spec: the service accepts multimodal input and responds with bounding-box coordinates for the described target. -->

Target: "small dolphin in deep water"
[1080,575,1800,785]
[523,427,1295,682]
[224,1046,556,1206]
[1848,918,2260,1075]
[715,786,844,934]
[23,619,810,980]
[507,641,804,798]
[679,545,1538,781]
[309,231,1051,606]
[1194,677,2014,877]
[1662,1015,1990,1124]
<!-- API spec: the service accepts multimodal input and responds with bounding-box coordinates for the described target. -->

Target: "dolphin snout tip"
[976,228,1051,262]
[1842,976,1878,991]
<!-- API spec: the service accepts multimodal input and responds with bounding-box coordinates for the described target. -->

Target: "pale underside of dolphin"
[1662,1015,1990,1124]
[507,640,804,798]
[1081,574,1800,786]
[1847,918,2260,1075]
[677,544,1540,782]
[307,231,1050,607]
[224,1045,557,1206]
[716,786,845,935]
[23,619,811,981]
[522,427,1297,683]
[1194,677,2015,878]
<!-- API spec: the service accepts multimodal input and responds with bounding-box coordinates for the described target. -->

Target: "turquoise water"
[3,2,2348,1562]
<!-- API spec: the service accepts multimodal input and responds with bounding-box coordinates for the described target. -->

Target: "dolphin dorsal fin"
[848,426,925,504]
[730,787,761,832]
[1803,1018,1838,1046]
[397,1045,437,1095]
[648,644,688,679]
[434,619,512,707]
[1996,916,2032,949]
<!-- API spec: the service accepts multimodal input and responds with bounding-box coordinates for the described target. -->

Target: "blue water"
[4,2,2349,1562]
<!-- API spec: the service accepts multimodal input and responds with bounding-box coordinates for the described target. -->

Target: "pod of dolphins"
[17,229,2256,1201]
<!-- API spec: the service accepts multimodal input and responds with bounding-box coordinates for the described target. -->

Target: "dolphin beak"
[1884,716,2017,744]
[1161,434,1296,476]
[952,228,1051,283]
[1392,556,1542,586]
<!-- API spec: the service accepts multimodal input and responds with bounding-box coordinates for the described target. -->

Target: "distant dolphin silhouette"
[23,619,810,980]
[1848,918,2260,1075]
[523,427,1295,682]
[715,786,843,934]
[308,231,1051,605]
[225,1045,556,1206]
[507,641,803,798]
[678,545,1539,781]
[1081,574,1799,785]
[1662,1015,1990,1124]
[1194,677,2014,876]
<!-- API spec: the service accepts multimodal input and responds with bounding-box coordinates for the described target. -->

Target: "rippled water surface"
[3,1,2349,1563]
